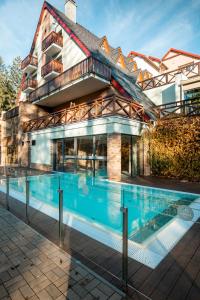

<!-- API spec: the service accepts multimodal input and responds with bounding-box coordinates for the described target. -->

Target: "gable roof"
[162,48,200,61]
[27,1,157,118]
[128,51,160,71]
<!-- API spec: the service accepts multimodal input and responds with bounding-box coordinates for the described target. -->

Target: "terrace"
[138,61,200,91]
[28,57,112,106]
[22,95,146,132]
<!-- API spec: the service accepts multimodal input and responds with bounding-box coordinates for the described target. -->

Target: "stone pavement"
[0,208,125,300]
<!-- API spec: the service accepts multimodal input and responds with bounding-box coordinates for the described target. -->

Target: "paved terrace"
[0,208,125,300]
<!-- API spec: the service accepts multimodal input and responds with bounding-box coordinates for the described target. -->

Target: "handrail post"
[58,189,64,248]
[121,206,128,293]
[6,175,10,211]
[25,177,30,224]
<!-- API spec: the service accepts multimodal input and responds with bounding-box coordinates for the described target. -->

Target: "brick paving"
[0,208,125,300]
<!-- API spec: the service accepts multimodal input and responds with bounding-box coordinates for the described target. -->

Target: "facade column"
[107,133,121,181]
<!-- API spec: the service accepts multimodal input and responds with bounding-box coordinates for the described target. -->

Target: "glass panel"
[64,138,75,157]
[132,136,138,176]
[95,160,107,177]
[64,159,76,172]
[121,135,132,175]
[95,134,107,158]
[55,140,63,171]
[77,159,93,173]
[77,136,93,158]
[63,138,75,172]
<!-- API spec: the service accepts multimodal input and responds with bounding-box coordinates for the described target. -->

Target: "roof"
[45,2,157,117]
[128,51,160,71]
[162,48,200,61]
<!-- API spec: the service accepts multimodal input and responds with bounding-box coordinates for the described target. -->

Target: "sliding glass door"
[121,135,139,177]
[53,135,107,176]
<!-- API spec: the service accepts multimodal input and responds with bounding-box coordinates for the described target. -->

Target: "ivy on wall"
[148,116,200,182]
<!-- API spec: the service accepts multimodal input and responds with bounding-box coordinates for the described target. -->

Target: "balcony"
[28,57,111,107]
[21,55,38,74]
[23,95,145,132]
[22,79,37,94]
[42,31,63,56]
[138,61,200,91]
[41,60,63,81]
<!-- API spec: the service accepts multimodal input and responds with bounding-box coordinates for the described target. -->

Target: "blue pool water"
[8,173,199,242]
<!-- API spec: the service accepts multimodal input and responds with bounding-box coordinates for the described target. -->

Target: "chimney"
[65,0,77,23]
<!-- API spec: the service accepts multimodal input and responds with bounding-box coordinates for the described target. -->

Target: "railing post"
[58,189,64,248]
[6,175,10,211]
[121,206,128,293]
[25,177,30,224]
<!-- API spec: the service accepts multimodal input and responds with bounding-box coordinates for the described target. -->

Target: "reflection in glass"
[121,135,138,176]
[95,135,107,157]
[77,136,93,158]
[77,159,93,173]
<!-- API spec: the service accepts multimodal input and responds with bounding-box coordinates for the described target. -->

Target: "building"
[128,48,200,106]
[1,0,199,181]
[1,0,158,181]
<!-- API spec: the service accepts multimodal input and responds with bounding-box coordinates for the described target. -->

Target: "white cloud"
[0,0,199,64]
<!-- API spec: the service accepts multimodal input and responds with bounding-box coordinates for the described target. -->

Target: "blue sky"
[0,0,200,65]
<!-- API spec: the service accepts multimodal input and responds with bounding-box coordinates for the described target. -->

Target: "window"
[32,140,36,146]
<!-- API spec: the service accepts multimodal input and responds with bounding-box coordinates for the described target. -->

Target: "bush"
[148,116,200,182]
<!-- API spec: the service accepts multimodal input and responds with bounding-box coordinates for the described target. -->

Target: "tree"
[8,56,22,93]
[0,56,22,111]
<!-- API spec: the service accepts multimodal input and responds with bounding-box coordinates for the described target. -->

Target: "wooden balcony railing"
[138,62,200,90]
[29,57,112,103]
[23,95,146,132]
[2,106,19,121]
[157,97,200,119]
[21,55,38,70]
[42,31,63,52]
[41,60,63,78]
[21,79,37,91]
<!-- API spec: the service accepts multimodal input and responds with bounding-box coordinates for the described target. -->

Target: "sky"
[0,0,200,65]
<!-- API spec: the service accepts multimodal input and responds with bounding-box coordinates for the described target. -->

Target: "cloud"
[138,2,200,57]
[0,0,199,65]
[0,0,62,65]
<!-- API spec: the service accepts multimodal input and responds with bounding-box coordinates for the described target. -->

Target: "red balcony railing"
[42,31,63,52]
[21,79,37,91]
[29,57,111,103]
[41,60,63,78]
[21,55,38,71]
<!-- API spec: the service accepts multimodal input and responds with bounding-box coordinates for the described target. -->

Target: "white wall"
[20,9,87,102]
[144,73,188,105]
[134,57,159,76]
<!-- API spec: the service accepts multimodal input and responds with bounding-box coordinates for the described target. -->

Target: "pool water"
[8,173,199,243]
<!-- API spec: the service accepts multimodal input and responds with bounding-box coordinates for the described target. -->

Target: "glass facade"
[121,135,139,177]
[53,134,139,177]
[53,134,107,176]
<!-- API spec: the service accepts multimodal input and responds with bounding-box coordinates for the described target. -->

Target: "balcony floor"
[34,74,110,107]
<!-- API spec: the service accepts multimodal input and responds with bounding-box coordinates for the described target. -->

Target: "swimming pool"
[1,173,200,268]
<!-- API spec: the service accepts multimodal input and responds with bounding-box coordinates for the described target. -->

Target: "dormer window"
[100,36,110,54]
